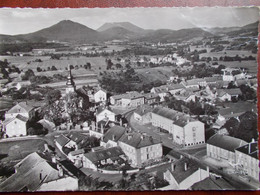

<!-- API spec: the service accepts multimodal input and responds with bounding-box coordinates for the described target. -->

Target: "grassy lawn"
[0,138,46,162]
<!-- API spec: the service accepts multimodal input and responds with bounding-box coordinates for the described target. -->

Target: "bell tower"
[66,65,75,94]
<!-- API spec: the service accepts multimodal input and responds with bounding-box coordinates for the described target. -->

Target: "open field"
[199,50,257,58]
[220,61,257,74]
[0,55,108,75]
[0,138,46,162]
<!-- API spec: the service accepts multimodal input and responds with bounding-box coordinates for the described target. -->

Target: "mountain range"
[0,20,258,44]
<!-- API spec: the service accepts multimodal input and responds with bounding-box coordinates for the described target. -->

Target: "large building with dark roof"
[235,141,259,181]
[0,152,78,192]
[207,134,247,164]
[118,131,162,167]
[150,106,205,147]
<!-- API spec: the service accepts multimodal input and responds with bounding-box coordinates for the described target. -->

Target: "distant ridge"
[97,22,144,33]
[0,20,258,44]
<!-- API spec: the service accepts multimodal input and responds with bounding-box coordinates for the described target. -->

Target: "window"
[147,154,149,159]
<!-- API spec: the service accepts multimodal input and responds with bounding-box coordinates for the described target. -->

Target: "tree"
[106,59,113,70]
[36,67,42,72]
[27,123,48,135]
[236,111,257,142]
[22,69,35,81]
[51,66,57,71]
[223,117,240,136]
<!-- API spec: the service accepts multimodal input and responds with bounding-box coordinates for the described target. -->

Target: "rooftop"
[102,125,127,143]
[152,106,197,127]
[6,102,34,114]
[3,114,29,125]
[84,146,124,164]
[191,176,235,190]
[119,132,161,149]
[168,157,202,184]
[56,134,70,147]
[0,152,60,192]
[235,141,258,159]
[207,134,247,152]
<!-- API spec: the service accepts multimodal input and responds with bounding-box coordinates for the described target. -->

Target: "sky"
[0,7,259,35]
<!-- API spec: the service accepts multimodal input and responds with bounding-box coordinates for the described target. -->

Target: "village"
[0,8,259,191]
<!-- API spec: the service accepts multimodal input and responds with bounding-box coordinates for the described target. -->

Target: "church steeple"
[66,65,75,94]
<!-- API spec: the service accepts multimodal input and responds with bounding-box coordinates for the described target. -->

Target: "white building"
[151,106,205,146]
[3,114,28,137]
[95,107,116,123]
[93,89,107,103]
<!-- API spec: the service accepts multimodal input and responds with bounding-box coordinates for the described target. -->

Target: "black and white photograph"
[0,7,258,191]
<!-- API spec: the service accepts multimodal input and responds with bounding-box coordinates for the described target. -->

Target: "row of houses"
[56,126,163,169]
[207,134,259,181]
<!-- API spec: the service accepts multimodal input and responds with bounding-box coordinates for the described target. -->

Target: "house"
[191,175,235,190]
[150,85,170,102]
[143,93,159,105]
[110,91,145,107]
[133,105,153,124]
[215,90,232,101]
[174,91,196,102]
[5,102,35,119]
[68,149,85,168]
[118,132,162,167]
[83,146,126,170]
[163,158,209,190]
[101,125,127,148]
[222,70,235,81]
[0,152,78,192]
[207,134,247,164]
[96,106,116,123]
[2,114,28,137]
[93,88,107,103]
[235,141,259,181]
[168,84,185,95]
[182,78,207,88]
[224,88,242,98]
[55,134,78,152]
[151,106,205,147]
[89,120,119,138]
[121,92,145,107]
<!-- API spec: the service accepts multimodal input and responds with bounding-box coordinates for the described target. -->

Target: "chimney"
[112,134,116,141]
[39,172,42,181]
[141,134,144,140]
[120,118,122,126]
[206,166,209,176]
[171,163,176,172]
[52,156,57,163]
[58,165,64,177]
[101,123,104,134]
[184,162,188,171]
[127,134,132,140]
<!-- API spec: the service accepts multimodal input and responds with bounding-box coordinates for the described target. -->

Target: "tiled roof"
[185,78,206,86]
[152,106,196,127]
[69,149,85,156]
[191,176,235,190]
[84,146,124,164]
[66,132,88,144]
[134,105,153,116]
[0,152,59,192]
[223,88,242,96]
[168,158,201,184]
[207,134,247,152]
[102,125,126,143]
[235,142,258,159]
[111,91,144,101]
[119,132,161,149]
[3,114,29,125]
[143,93,159,100]
[204,77,221,83]
[96,106,114,115]
[56,134,70,147]
[6,102,34,114]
